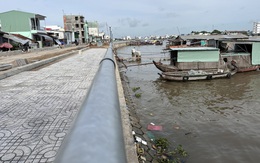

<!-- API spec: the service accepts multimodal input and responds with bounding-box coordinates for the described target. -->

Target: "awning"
[3,34,30,45]
[54,39,62,45]
[35,33,53,41]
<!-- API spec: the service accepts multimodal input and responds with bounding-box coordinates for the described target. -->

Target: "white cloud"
[0,0,259,37]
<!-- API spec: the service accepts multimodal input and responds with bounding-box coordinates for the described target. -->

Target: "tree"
[211,29,222,34]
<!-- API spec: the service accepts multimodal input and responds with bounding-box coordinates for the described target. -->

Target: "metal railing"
[54,44,127,163]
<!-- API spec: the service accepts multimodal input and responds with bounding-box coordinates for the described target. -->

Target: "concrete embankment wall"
[113,41,156,162]
[0,45,76,57]
[112,41,140,163]
[113,41,130,49]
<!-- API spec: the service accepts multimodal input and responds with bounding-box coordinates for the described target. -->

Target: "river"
[117,43,260,163]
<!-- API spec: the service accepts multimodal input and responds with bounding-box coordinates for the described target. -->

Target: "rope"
[126,62,154,67]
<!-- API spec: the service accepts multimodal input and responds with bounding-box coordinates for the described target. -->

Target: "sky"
[0,0,259,38]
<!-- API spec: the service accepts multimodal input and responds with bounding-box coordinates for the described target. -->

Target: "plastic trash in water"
[141,140,147,145]
[135,136,147,146]
[146,131,155,141]
[147,124,162,131]
[135,136,142,142]
[173,125,180,130]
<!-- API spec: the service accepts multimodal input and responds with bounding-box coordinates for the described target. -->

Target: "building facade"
[63,15,85,44]
[0,10,54,48]
[45,25,66,44]
[84,23,89,43]
[87,21,105,43]
[253,22,260,35]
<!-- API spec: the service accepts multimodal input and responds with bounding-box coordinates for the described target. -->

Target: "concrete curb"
[0,48,89,80]
[115,59,139,163]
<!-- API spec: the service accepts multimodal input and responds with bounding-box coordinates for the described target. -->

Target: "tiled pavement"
[0,48,106,163]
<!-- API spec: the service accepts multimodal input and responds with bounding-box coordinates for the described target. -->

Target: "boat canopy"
[170,47,220,62]
[252,42,260,65]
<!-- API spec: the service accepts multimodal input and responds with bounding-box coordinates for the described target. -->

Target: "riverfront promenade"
[0,48,106,162]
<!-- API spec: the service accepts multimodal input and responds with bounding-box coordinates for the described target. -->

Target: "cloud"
[0,0,258,38]
[98,22,106,28]
[118,18,141,28]
[165,12,179,18]
[158,7,165,12]
[142,23,149,27]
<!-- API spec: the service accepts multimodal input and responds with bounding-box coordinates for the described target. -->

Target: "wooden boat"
[237,66,260,72]
[158,69,237,82]
[154,59,260,73]
[153,60,179,72]
[155,41,260,74]
[155,40,163,45]
[153,47,221,72]
[153,60,218,72]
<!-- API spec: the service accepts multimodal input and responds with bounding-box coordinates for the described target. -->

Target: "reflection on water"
[117,45,260,163]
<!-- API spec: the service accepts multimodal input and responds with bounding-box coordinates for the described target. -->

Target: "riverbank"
[117,60,157,162]
[116,44,260,163]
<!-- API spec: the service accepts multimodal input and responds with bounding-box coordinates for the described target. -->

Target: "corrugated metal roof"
[0,10,45,19]
[176,34,248,41]
[12,34,32,41]
[245,36,260,42]
[170,47,219,51]
[3,34,30,45]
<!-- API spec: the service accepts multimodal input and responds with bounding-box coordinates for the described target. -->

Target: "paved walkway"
[0,48,106,163]
[0,45,87,65]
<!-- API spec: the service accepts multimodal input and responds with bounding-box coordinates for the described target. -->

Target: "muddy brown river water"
[117,44,260,163]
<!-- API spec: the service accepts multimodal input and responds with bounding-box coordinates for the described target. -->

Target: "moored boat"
[159,36,260,73]
[153,47,221,72]
[152,60,179,72]
[237,65,260,72]
[158,69,236,82]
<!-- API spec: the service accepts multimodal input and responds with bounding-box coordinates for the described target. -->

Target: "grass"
[135,93,141,98]
[154,137,188,163]
[132,87,140,92]
[132,87,141,98]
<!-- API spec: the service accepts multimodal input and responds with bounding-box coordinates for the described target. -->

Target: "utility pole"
[177,27,180,35]
[109,26,113,43]
[8,25,11,51]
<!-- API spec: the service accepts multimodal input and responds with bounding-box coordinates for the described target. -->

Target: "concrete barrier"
[54,45,128,163]
[0,48,87,80]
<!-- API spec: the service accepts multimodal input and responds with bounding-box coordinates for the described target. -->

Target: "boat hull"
[159,70,236,82]
[152,60,178,72]
[237,66,260,72]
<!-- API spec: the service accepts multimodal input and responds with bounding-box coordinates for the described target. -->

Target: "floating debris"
[146,131,155,141]
[173,125,180,130]
[135,136,142,142]
[147,124,162,131]
[139,155,146,161]
[136,144,144,155]
[185,132,192,135]
[141,140,147,146]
